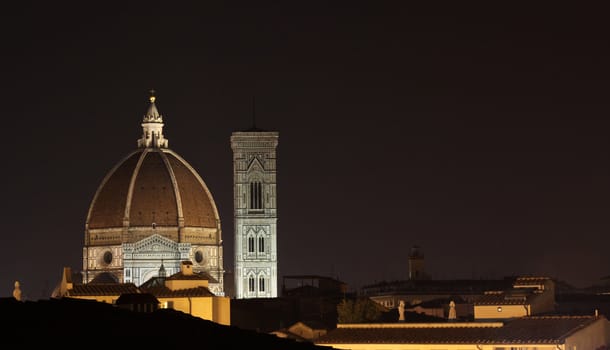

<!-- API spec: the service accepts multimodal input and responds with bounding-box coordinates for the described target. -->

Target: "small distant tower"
[158,261,167,279]
[231,110,279,299]
[408,245,426,280]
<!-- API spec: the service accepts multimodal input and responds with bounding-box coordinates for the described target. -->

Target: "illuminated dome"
[86,147,219,231]
[85,95,220,235]
[83,93,224,294]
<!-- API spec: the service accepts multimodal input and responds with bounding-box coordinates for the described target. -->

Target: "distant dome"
[82,93,224,294]
[86,148,219,231]
[84,92,220,243]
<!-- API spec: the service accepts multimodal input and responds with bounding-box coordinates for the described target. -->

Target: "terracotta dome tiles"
[87,149,218,232]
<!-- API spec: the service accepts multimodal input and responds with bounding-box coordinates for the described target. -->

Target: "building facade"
[474,276,556,320]
[55,261,231,325]
[82,94,225,296]
[231,129,279,298]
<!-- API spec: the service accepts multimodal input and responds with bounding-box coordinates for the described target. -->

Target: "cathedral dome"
[85,94,220,243]
[86,148,219,231]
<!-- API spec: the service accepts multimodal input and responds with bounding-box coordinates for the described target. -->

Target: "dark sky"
[1,2,609,299]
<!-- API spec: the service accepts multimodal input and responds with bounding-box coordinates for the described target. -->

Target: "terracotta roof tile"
[316,316,602,344]
[87,149,219,231]
[68,283,139,296]
[140,285,215,298]
[166,271,218,283]
[317,325,498,344]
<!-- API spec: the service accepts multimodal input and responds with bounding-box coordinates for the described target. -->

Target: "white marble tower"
[231,128,279,299]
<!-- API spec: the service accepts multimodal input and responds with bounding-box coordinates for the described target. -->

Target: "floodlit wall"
[565,317,610,350]
[213,296,231,325]
[475,304,530,320]
[165,278,208,290]
[159,296,211,319]
[159,296,230,325]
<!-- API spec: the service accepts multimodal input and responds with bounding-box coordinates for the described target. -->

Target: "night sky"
[2,3,609,300]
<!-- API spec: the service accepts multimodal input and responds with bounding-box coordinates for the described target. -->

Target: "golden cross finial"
[149,89,156,103]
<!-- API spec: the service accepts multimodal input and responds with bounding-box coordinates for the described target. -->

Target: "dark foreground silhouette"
[0,297,332,348]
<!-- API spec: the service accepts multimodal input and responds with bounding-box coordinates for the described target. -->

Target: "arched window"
[248,236,255,253]
[258,236,265,253]
[248,276,255,292]
[249,181,263,209]
[259,276,266,292]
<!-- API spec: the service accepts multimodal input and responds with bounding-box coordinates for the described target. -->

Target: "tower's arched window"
[248,276,256,292]
[248,236,255,253]
[259,275,266,292]
[258,236,265,253]
[250,181,263,209]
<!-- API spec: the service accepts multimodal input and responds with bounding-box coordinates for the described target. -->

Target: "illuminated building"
[474,276,555,320]
[82,93,225,296]
[231,126,279,298]
[54,261,231,325]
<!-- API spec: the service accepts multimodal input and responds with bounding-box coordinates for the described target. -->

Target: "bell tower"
[231,127,279,299]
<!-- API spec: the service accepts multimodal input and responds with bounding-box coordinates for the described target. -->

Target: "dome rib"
[123,149,148,227]
[85,149,141,231]
[128,150,179,227]
[166,150,221,229]
[158,150,185,227]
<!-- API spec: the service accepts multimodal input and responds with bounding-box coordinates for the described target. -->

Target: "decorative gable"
[123,234,190,260]
[247,156,264,177]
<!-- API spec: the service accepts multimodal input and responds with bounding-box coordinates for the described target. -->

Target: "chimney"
[180,261,193,275]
